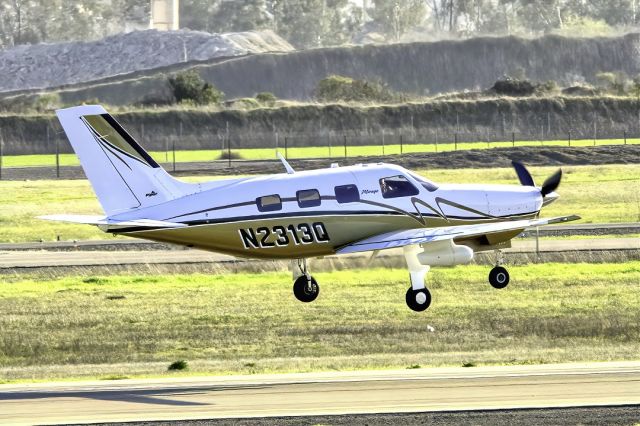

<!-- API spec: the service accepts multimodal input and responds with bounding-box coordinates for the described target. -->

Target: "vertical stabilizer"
[56,105,191,215]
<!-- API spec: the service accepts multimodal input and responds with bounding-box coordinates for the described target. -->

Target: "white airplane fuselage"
[108,163,544,259]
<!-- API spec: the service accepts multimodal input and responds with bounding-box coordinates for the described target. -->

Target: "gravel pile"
[0,29,293,93]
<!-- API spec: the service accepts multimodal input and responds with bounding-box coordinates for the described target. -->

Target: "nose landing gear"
[292,259,319,302]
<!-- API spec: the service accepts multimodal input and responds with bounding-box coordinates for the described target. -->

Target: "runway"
[1,362,639,425]
[0,237,637,270]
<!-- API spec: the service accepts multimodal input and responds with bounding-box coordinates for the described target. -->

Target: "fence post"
[328,131,332,158]
[275,130,279,159]
[511,132,515,147]
[435,128,438,152]
[593,112,597,146]
[400,134,403,155]
[284,136,288,160]
[568,131,571,147]
[227,132,231,167]
[343,135,347,159]
[381,130,385,156]
[624,130,627,145]
[454,133,458,150]
[172,138,176,172]
[0,133,3,181]
[53,126,60,179]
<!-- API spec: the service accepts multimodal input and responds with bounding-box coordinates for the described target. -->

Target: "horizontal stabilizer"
[38,214,186,231]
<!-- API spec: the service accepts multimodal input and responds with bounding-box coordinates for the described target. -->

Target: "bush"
[255,92,277,106]
[34,93,61,112]
[168,71,223,105]
[168,360,188,371]
[314,75,395,103]
[491,77,537,96]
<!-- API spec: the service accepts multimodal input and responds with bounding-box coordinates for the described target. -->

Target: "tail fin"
[56,105,192,215]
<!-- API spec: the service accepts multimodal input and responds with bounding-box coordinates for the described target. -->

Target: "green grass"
[2,138,639,167]
[0,164,637,243]
[0,263,638,381]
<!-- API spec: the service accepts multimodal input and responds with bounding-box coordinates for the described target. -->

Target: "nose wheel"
[292,259,319,303]
[489,266,510,289]
[406,287,431,312]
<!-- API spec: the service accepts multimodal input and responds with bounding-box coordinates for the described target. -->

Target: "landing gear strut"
[292,259,319,302]
[488,251,510,289]
[403,245,432,312]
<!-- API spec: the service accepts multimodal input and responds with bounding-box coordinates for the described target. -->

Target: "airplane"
[41,105,579,312]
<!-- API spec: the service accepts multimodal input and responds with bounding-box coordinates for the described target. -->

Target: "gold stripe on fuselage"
[124,212,537,259]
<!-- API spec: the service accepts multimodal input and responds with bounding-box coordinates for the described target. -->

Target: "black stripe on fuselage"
[113,210,538,234]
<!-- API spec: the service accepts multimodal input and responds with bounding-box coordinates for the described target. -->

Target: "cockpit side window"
[379,175,420,199]
[256,194,282,212]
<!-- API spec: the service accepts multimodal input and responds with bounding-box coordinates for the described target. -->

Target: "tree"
[369,0,425,40]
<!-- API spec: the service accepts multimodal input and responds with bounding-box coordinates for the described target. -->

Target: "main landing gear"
[403,245,432,312]
[488,251,510,289]
[292,259,319,302]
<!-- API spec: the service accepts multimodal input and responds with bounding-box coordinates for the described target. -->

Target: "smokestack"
[150,0,179,31]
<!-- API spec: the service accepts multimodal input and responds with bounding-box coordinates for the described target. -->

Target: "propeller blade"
[541,168,562,196]
[511,161,536,187]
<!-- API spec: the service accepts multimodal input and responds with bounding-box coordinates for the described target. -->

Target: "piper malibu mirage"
[42,105,580,312]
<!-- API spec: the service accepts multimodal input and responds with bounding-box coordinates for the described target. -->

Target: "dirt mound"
[0,29,293,93]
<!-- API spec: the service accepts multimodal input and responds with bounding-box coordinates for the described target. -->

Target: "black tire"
[489,266,510,289]
[405,287,432,312]
[293,275,319,303]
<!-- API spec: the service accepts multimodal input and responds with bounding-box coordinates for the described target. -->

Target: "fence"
[0,117,638,179]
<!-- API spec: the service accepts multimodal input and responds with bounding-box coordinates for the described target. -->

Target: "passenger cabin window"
[334,184,360,203]
[297,189,321,208]
[379,175,419,199]
[256,194,282,212]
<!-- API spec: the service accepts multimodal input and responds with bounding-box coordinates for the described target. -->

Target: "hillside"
[0,29,293,93]
[1,33,638,107]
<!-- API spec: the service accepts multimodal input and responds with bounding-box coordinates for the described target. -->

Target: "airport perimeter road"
[0,362,639,425]
[0,238,638,270]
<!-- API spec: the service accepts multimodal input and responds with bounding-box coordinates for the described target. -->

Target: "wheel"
[405,287,432,312]
[293,275,319,303]
[489,266,510,289]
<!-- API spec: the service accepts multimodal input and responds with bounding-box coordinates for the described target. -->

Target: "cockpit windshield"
[408,172,439,192]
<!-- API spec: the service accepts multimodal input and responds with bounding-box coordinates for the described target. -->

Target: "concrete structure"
[150,0,179,31]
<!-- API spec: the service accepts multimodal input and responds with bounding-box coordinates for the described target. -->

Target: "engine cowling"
[417,239,474,266]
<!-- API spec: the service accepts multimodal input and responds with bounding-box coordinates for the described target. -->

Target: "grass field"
[0,164,637,243]
[0,263,638,382]
[2,138,640,167]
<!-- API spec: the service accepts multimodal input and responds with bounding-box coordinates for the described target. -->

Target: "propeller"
[511,161,562,197]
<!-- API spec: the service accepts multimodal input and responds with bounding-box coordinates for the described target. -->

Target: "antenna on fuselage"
[277,153,295,174]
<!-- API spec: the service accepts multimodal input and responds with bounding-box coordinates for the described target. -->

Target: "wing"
[336,215,580,254]
[38,214,186,232]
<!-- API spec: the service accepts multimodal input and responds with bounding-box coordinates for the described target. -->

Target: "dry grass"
[0,262,638,381]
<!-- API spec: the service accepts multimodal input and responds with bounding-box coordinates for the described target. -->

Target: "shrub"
[168,360,188,371]
[168,71,223,105]
[255,92,277,106]
[34,93,61,112]
[218,150,243,160]
[596,71,629,95]
[314,75,395,103]
[491,77,536,97]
